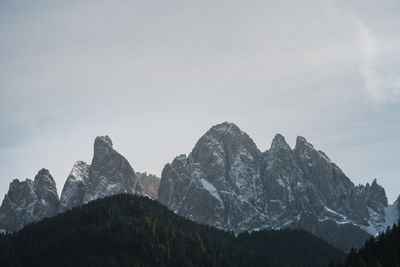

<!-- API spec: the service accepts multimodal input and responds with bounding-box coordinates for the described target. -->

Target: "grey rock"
[59,161,90,213]
[0,135,153,231]
[83,136,144,203]
[0,169,59,232]
[61,136,148,210]
[398,195,400,214]
[136,172,160,199]
[294,212,371,251]
[158,122,398,251]
[159,122,265,229]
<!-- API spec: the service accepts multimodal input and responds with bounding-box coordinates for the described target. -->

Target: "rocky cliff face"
[0,127,396,247]
[1,135,157,231]
[158,122,398,251]
[59,136,146,212]
[59,161,90,213]
[398,195,400,213]
[82,136,143,203]
[136,172,160,199]
[159,122,265,229]
[0,169,59,232]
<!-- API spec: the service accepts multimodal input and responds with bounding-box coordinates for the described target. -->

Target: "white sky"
[0,0,399,202]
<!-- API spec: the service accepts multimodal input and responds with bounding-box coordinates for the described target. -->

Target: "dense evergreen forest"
[0,194,345,267]
[337,220,400,267]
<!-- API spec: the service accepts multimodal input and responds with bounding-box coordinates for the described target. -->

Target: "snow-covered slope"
[380,197,399,231]
[159,122,399,251]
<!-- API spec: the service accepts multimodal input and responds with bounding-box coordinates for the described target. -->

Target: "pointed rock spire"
[365,178,388,207]
[59,161,90,213]
[33,169,58,198]
[270,133,291,151]
[0,169,59,232]
[295,136,314,150]
[83,135,144,203]
[92,135,113,165]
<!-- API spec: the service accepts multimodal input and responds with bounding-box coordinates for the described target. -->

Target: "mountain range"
[158,122,399,251]
[0,122,398,252]
[0,135,160,232]
[0,194,345,267]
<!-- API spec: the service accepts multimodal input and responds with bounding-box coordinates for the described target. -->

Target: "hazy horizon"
[1,0,399,202]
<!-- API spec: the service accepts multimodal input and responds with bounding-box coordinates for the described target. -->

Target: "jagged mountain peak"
[204,122,254,142]
[36,168,51,176]
[364,178,385,194]
[211,121,239,132]
[364,178,388,208]
[10,178,22,184]
[9,178,32,190]
[270,133,291,151]
[295,135,315,150]
[159,122,400,251]
[59,161,90,213]
[84,135,144,203]
[95,135,113,148]
[33,169,58,199]
[293,136,336,168]
[193,122,260,158]
[66,161,90,185]
[33,168,56,186]
[0,169,59,232]
[1,134,160,231]
[92,135,115,166]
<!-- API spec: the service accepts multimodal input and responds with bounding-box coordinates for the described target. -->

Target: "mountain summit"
[158,122,399,251]
[0,124,397,251]
[0,169,59,232]
[0,136,160,232]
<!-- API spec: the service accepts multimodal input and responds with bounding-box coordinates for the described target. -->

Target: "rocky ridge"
[158,122,399,251]
[0,169,59,232]
[0,125,397,251]
[0,136,159,232]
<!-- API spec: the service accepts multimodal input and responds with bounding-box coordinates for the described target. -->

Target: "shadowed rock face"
[83,136,143,203]
[1,136,158,232]
[159,122,265,229]
[0,169,59,232]
[60,136,146,212]
[395,195,400,216]
[159,122,397,251]
[136,172,160,200]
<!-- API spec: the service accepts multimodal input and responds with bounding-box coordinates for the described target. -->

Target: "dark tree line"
[333,220,400,267]
[0,194,344,267]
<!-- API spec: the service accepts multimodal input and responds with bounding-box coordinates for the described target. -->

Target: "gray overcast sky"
[0,0,399,202]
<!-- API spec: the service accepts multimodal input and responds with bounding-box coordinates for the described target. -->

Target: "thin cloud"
[322,0,400,104]
[354,17,400,104]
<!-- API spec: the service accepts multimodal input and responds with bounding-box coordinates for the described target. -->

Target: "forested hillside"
[340,221,400,267]
[0,194,344,267]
